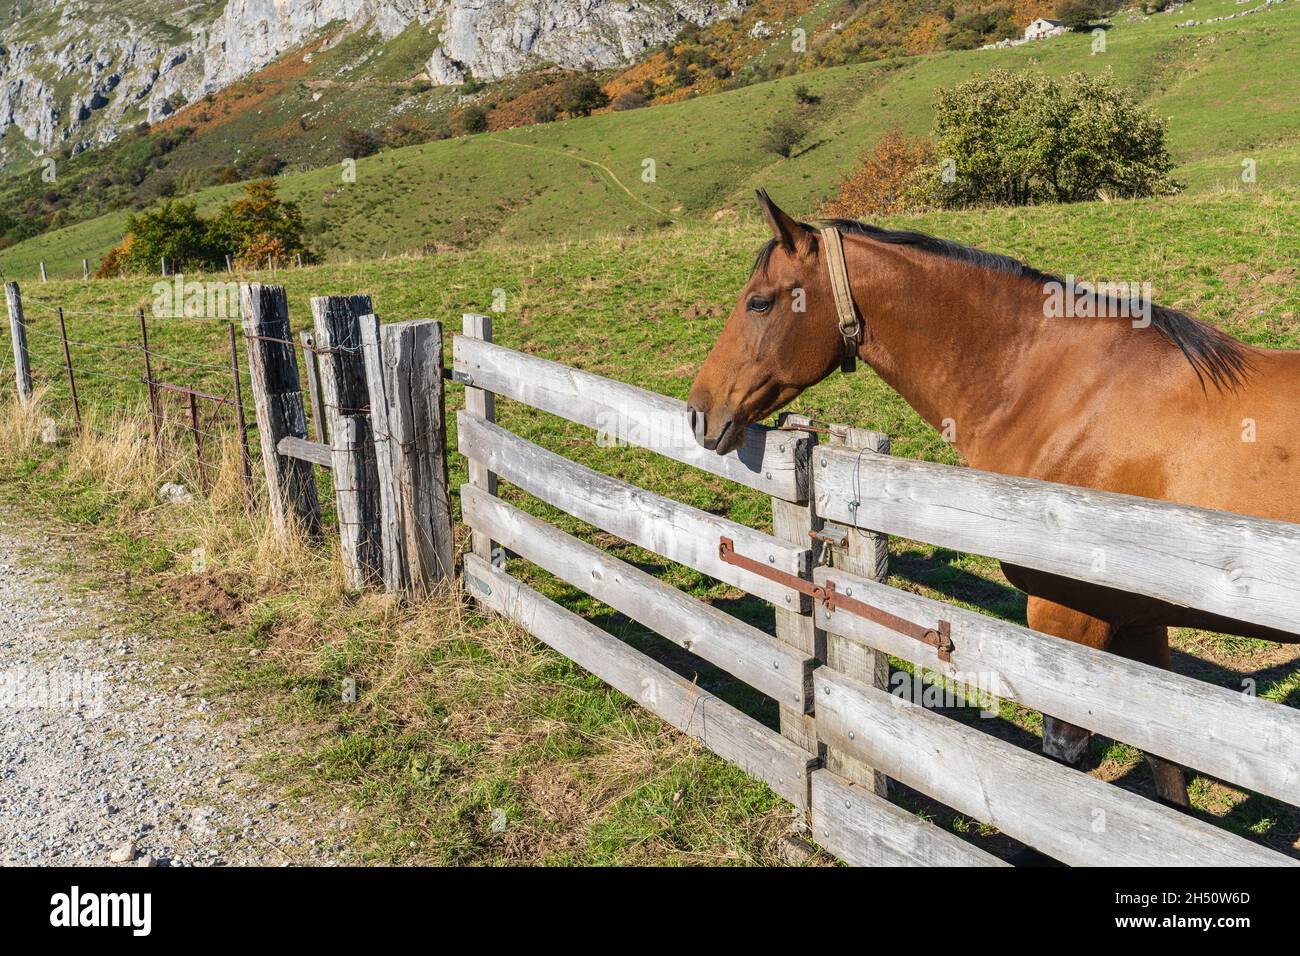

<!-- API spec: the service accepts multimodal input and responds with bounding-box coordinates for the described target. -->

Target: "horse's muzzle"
[687,403,738,454]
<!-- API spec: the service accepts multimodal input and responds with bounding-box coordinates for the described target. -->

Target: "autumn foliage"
[818,128,933,219]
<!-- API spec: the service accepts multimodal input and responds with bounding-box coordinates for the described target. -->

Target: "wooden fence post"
[299,330,327,444]
[39,262,47,283]
[239,283,321,537]
[462,313,499,564]
[82,259,89,281]
[313,294,382,589]
[360,316,455,596]
[823,423,891,797]
[5,282,32,406]
[771,413,822,763]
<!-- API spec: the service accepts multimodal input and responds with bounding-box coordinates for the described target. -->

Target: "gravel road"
[0,528,345,866]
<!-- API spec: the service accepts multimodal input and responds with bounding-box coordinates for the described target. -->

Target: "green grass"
[4,182,1298,862]
[6,0,1300,281]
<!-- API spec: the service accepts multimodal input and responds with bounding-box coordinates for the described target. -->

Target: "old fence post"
[39,262,47,283]
[824,423,892,797]
[313,294,383,589]
[4,282,32,406]
[361,316,454,597]
[771,412,822,762]
[462,313,499,564]
[240,283,321,537]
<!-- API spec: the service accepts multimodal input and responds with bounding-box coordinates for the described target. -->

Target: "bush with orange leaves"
[818,128,933,219]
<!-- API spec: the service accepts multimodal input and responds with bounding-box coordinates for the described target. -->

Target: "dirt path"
[0,527,346,866]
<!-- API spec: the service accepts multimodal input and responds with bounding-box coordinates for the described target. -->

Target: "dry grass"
[0,392,803,865]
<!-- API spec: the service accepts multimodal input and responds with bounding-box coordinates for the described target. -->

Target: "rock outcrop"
[0,0,746,167]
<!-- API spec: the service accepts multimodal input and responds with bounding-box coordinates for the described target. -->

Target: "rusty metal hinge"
[718,536,953,662]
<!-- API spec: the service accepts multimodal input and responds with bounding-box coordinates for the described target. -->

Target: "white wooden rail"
[815,446,1300,637]
[457,410,811,606]
[814,667,1292,866]
[811,564,1300,807]
[453,334,811,501]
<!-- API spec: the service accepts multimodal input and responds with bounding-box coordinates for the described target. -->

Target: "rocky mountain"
[0,0,746,168]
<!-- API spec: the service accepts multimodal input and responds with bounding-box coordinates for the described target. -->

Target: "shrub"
[912,70,1180,207]
[794,85,821,105]
[561,78,609,117]
[534,104,558,124]
[819,128,933,218]
[342,128,380,159]
[462,106,489,133]
[763,116,808,158]
[612,90,649,111]
[1057,0,1119,29]
[109,199,215,274]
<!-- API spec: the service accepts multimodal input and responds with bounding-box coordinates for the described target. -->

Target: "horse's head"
[687,190,848,454]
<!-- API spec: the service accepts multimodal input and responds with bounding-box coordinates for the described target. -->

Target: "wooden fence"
[453,322,1300,867]
[7,282,1299,866]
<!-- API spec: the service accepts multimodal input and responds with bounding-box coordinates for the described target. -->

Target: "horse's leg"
[1110,623,1190,808]
[1025,596,1114,765]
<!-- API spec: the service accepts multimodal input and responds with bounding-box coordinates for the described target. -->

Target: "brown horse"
[688,190,1300,806]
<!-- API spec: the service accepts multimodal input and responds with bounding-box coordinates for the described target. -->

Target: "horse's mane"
[753,219,1252,392]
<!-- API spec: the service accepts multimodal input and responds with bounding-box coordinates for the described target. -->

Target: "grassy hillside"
[4,184,1297,862]
[4,0,1299,282]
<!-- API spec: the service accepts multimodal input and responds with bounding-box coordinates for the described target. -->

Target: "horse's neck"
[847,240,1085,467]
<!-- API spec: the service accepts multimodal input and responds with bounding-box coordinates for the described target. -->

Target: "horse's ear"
[756,189,814,256]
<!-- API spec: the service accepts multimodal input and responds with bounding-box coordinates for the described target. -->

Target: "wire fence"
[1,293,342,511]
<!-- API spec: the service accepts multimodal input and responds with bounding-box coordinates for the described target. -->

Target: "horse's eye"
[747,295,772,314]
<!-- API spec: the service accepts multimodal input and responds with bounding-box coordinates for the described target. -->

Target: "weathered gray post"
[239,284,321,537]
[4,282,32,406]
[82,259,89,281]
[361,316,454,596]
[462,313,498,564]
[312,294,382,589]
[39,262,47,283]
[822,423,892,797]
[770,413,822,760]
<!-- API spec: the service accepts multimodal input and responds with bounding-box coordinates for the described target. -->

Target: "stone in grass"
[109,840,136,864]
[40,418,58,444]
[158,482,193,505]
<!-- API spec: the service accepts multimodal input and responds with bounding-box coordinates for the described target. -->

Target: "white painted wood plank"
[464,554,817,809]
[461,484,813,710]
[810,769,1008,867]
[811,564,1300,806]
[814,446,1300,637]
[814,666,1294,866]
[456,411,811,606]
[453,334,811,502]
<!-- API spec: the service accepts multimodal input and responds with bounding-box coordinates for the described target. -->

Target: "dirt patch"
[163,571,244,625]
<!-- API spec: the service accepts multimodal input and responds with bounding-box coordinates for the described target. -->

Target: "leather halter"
[819,227,862,373]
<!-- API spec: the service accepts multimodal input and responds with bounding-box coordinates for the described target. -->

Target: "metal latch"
[451,368,475,386]
[808,521,851,550]
[718,536,953,662]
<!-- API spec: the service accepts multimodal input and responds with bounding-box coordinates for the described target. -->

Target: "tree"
[561,78,609,117]
[912,70,1179,208]
[819,128,933,218]
[206,179,310,269]
[763,116,808,158]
